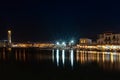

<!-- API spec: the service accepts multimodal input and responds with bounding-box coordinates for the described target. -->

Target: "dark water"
[0,48,120,80]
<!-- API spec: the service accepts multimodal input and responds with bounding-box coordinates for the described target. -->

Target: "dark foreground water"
[0,48,120,80]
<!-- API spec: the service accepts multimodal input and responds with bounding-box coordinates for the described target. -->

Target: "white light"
[56,42,60,45]
[71,40,74,43]
[56,49,59,66]
[113,46,117,49]
[70,50,74,67]
[62,42,66,46]
[62,50,65,65]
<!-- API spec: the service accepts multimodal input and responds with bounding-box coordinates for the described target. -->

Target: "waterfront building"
[79,38,92,44]
[97,32,120,44]
[76,38,96,50]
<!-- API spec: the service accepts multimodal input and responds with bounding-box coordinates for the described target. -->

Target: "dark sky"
[0,0,120,42]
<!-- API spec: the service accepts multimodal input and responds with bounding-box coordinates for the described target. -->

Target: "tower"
[8,30,12,46]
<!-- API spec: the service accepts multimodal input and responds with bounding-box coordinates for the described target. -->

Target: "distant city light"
[70,40,74,43]
[62,42,66,46]
[8,30,11,33]
[56,42,60,45]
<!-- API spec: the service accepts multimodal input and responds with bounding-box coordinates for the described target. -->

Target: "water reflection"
[3,48,6,60]
[56,49,59,66]
[52,50,54,62]
[0,48,53,62]
[15,49,26,62]
[53,49,74,67]
[70,50,74,67]
[53,49,120,70]
[76,50,120,70]
[62,50,65,65]
[1,48,120,70]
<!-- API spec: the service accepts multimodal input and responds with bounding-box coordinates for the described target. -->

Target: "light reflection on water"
[53,49,74,68]
[1,48,120,70]
[62,50,65,65]
[56,49,59,66]
[52,50,54,62]
[70,50,74,67]
[76,50,120,70]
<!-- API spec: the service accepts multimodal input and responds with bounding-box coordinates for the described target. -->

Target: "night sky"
[0,0,120,42]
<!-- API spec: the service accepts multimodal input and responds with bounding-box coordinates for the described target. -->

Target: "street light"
[69,40,74,49]
[69,40,74,45]
[56,42,60,45]
[62,42,66,46]
[70,40,74,44]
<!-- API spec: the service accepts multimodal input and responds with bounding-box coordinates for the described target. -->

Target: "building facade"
[79,38,92,44]
[97,32,120,44]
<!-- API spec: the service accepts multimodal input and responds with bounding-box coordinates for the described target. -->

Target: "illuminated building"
[76,38,97,50]
[79,38,92,44]
[76,33,120,51]
[97,32,120,44]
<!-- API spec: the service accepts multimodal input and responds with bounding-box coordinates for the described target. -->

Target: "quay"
[1,30,120,52]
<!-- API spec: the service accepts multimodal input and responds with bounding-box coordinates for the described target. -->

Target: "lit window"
[81,41,83,43]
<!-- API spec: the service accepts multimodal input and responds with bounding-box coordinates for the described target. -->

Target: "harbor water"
[0,48,120,80]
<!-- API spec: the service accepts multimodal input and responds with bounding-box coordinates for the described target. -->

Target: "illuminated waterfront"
[0,48,120,80]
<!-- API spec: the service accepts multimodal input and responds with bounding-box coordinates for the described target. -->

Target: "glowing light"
[8,30,11,33]
[62,42,66,46]
[113,46,117,49]
[76,50,79,62]
[70,50,74,67]
[8,30,12,44]
[81,41,83,43]
[56,42,60,45]
[56,49,59,66]
[110,53,113,63]
[71,40,74,43]
[102,52,105,62]
[62,50,65,65]
[97,53,99,62]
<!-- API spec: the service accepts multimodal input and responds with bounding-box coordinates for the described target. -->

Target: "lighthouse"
[8,30,12,47]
